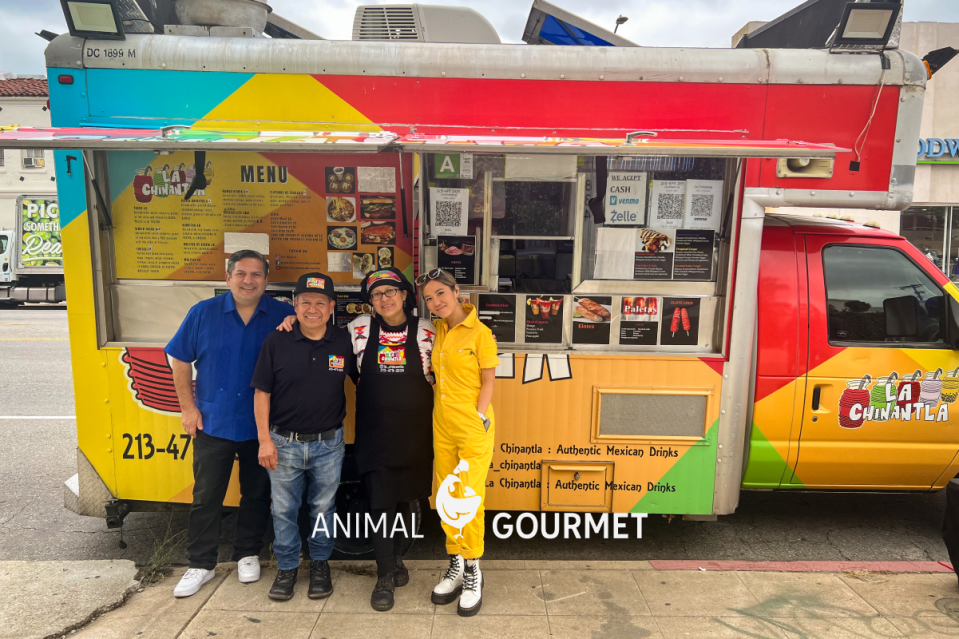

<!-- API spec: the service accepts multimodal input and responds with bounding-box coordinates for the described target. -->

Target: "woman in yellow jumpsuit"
[418,269,498,617]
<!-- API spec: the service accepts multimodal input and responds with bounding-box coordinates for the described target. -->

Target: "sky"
[2,0,959,75]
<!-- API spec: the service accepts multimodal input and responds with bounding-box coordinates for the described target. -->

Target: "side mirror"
[884,296,919,337]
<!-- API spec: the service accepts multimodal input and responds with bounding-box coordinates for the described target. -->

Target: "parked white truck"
[0,75,65,305]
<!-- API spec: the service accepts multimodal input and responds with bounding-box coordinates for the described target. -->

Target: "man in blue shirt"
[165,250,293,598]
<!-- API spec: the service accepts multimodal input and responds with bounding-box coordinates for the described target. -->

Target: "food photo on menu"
[439,237,476,256]
[326,166,356,193]
[352,252,376,278]
[327,226,357,251]
[525,295,563,344]
[360,195,396,219]
[573,296,612,345]
[377,246,393,269]
[326,196,356,223]
[360,221,396,245]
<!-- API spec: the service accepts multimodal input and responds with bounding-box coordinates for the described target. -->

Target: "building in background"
[0,74,55,230]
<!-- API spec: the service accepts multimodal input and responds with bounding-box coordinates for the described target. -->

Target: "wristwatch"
[477,411,491,431]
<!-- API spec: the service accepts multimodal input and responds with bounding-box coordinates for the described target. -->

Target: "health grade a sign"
[918,138,959,164]
[605,172,648,225]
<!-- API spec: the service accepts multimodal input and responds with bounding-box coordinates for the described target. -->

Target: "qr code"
[656,193,684,220]
[435,200,463,227]
[690,194,714,219]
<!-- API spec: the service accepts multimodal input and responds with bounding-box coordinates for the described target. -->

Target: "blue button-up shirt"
[165,292,293,442]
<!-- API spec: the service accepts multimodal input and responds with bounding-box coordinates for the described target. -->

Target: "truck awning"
[0,126,399,152]
[0,126,845,158]
[394,134,845,157]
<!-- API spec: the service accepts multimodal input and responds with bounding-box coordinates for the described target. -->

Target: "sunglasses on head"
[414,268,443,286]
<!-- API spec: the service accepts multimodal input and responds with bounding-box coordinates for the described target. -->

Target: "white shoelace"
[443,555,460,581]
[463,564,479,592]
[183,568,205,580]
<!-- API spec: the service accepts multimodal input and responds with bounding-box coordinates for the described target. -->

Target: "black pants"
[943,478,959,579]
[187,431,272,570]
[371,501,416,577]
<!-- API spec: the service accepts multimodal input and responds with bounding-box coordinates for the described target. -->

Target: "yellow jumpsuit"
[432,304,499,559]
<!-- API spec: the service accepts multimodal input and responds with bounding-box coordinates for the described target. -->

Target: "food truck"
[0,21,945,527]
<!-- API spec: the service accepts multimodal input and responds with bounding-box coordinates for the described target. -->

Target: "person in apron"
[277,267,435,611]
[417,268,498,617]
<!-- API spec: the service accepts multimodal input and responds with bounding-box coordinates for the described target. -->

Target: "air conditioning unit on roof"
[352,4,500,44]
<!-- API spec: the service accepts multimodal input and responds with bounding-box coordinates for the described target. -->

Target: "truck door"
[0,232,10,283]
[791,234,959,489]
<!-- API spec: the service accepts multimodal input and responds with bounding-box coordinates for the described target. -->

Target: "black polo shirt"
[251,323,356,434]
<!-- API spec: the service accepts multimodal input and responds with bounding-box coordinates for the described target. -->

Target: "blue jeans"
[267,428,345,570]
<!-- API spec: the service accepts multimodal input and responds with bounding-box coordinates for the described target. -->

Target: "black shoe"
[268,568,298,601]
[394,556,409,587]
[308,560,333,599]
[371,573,395,611]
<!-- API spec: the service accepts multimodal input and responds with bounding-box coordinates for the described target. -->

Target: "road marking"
[0,416,76,419]
[0,338,68,341]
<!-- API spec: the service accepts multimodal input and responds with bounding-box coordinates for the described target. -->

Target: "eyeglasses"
[369,287,401,302]
[414,268,443,286]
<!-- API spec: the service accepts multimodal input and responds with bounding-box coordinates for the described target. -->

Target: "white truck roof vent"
[352,4,500,44]
[353,6,421,41]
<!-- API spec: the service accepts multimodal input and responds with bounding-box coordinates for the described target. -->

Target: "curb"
[648,560,956,573]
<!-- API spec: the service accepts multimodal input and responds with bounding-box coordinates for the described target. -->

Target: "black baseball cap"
[293,272,336,300]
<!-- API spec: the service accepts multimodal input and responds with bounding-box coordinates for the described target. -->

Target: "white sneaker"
[173,568,215,598]
[237,556,261,584]
[431,554,464,605]
[457,559,482,617]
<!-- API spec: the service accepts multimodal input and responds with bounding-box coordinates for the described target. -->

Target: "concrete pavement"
[67,560,959,638]
[0,559,137,639]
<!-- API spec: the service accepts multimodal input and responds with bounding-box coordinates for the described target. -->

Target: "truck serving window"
[823,245,945,345]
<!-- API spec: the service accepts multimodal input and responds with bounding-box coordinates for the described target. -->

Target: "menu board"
[477,294,516,344]
[437,235,477,285]
[524,295,563,344]
[572,296,612,345]
[673,230,715,281]
[334,291,371,327]
[619,295,661,346]
[110,151,411,283]
[660,298,701,347]
[633,228,676,280]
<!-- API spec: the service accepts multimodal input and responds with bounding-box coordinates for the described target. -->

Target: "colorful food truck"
[0,24,944,527]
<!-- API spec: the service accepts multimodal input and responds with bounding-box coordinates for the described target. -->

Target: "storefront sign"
[918,138,959,164]
[604,172,647,225]
[572,296,612,344]
[478,294,517,343]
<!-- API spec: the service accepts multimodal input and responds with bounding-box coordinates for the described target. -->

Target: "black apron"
[355,318,434,509]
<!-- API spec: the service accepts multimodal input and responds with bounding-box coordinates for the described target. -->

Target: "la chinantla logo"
[436,459,483,539]
[133,161,213,203]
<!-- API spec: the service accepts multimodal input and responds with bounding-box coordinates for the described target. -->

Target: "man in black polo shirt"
[252,272,355,601]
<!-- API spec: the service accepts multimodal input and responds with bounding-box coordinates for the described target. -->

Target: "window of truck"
[424,153,736,354]
[823,245,946,346]
[0,235,7,253]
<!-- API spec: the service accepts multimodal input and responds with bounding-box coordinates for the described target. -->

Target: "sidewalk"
[72,559,959,639]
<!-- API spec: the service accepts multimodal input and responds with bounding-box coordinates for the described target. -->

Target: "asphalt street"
[0,305,952,567]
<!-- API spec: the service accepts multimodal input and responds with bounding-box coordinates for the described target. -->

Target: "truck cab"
[747,214,959,492]
[0,229,11,286]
